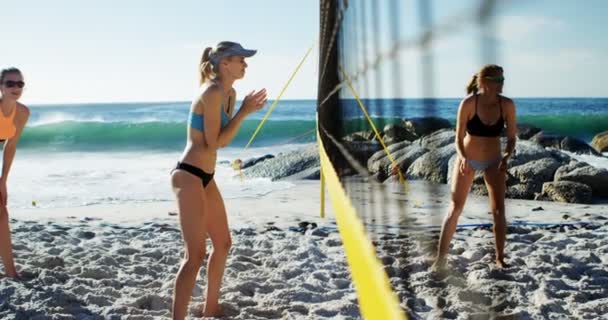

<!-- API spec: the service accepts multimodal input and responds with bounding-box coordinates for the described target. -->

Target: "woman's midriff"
[463,134,502,161]
[179,142,217,174]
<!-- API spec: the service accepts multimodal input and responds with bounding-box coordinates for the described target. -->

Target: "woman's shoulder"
[460,94,476,108]
[14,102,30,125]
[499,95,515,108]
[199,83,222,97]
[194,84,222,106]
[16,102,30,117]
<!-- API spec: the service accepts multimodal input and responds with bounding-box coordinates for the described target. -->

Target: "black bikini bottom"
[174,162,214,188]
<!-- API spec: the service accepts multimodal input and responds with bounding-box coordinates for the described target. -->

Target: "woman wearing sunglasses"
[170,42,267,319]
[432,64,517,271]
[0,67,30,279]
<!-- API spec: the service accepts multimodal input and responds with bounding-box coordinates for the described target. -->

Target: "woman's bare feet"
[496,258,509,269]
[430,257,447,272]
[203,305,225,318]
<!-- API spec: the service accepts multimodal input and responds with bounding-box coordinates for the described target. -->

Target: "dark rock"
[343,141,382,168]
[506,140,555,167]
[530,132,562,149]
[371,170,387,183]
[382,124,417,143]
[402,117,453,137]
[298,221,318,229]
[546,148,572,163]
[367,141,413,176]
[555,166,608,197]
[516,124,542,140]
[343,130,375,142]
[244,145,320,180]
[390,145,429,179]
[241,154,275,169]
[530,133,599,155]
[535,181,593,204]
[560,137,601,155]
[473,181,541,200]
[77,231,96,240]
[406,144,456,183]
[368,140,411,163]
[554,161,588,181]
[416,128,455,150]
[311,229,329,237]
[506,183,541,200]
[509,157,562,195]
[284,166,320,180]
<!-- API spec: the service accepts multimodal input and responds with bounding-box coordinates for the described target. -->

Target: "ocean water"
[339,98,608,142]
[7,98,608,209]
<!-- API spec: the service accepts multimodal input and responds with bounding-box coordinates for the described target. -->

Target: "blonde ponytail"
[199,47,215,85]
[466,74,478,94]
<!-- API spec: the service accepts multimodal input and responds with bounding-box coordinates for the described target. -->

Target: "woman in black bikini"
[432,64,517,271]
[170,42,267,319]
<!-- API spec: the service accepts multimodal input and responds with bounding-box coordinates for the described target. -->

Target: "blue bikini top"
[189,96,231,131]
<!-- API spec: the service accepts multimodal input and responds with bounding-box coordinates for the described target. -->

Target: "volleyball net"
[317,0,511,318]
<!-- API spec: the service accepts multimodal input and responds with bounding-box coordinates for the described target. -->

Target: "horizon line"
[25,96,608,107]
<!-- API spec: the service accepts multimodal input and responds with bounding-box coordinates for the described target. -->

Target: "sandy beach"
[4,0,608,318]
[355,180,608,320]
[3,181,358,319]
[2,179,608,319]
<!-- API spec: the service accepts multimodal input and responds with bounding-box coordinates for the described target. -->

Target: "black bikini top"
[466,95,504,137]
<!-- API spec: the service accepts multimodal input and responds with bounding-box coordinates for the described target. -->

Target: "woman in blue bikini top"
[170,41,267,319]
[432,64,518,272]
[188,96,232,132]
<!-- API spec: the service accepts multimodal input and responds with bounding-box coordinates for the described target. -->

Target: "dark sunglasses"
[3,80,25,88]
[484,76,505,84]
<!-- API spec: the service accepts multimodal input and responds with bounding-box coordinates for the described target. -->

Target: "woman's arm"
[217,89,267,147]
[1,105,29,206]
[502,99,517,159]
[203,88,267,150]
[455,99,470,160]
[201,88,224,150]
[1,105,30,183]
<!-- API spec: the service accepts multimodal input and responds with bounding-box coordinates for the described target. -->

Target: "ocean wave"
[339,114,607,142]
[19,119,317,151]
[518,114,608,141]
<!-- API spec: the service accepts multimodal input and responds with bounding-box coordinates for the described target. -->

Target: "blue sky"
[2,1,606,104]
[2,0,319,104]
[340,0,608,99]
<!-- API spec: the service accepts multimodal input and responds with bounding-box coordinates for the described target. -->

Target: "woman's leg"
[432,157,475,270]
[201,179,232,317]
[484,164,508,268]
[0,205,18,278]
[171,172,208,320]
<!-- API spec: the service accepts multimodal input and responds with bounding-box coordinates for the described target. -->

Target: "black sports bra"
[466,95,504,137]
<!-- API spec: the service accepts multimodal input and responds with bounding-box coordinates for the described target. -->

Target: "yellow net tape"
[243,44,315,150]
[318,130,406,320]
[339,65,409,193]
[232,44,314,180]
